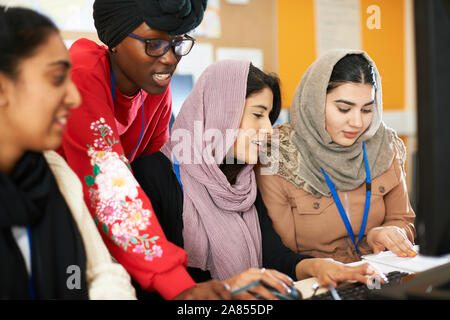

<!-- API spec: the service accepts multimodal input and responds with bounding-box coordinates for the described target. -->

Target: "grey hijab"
[266,49,405,197]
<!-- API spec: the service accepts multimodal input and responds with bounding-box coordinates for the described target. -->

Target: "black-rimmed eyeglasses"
[127,33,196,57]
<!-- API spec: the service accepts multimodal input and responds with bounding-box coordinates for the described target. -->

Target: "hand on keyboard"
[299,258,387,288]
[308,271,409,300]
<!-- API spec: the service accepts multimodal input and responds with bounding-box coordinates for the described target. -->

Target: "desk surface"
[294,276,328,299]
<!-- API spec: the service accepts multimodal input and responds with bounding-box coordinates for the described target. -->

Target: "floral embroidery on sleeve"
[85,117,163,261]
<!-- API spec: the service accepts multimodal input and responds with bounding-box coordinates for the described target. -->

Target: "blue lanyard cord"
[173,155,183,194]
[128,90,145,160]
[110,70,145,161]
[26,226,36,300]
[321,142,372,254]
[359,142,371,249]
[111,70,116,103]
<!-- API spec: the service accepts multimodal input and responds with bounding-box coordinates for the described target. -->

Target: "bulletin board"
[278,0,408,112]
[58,0,278,75]
[194,0,278,73]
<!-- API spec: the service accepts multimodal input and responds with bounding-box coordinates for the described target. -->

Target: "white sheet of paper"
[314,0,361,56]
[362,245,450,273]
[176,42,214,84]
[191,0,221,38]
[216,47,264,70]
[225,0,250,4]
[1,0,96,32]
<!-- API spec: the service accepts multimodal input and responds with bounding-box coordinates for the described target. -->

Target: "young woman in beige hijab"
[256,50,416,268]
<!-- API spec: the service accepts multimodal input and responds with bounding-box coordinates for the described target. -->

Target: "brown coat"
[255,156,416,264]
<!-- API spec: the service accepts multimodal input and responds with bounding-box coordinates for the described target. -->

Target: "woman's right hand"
[223,268,295,300]
[297,258,387,288]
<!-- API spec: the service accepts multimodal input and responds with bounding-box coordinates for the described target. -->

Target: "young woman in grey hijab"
[256,50,416,268]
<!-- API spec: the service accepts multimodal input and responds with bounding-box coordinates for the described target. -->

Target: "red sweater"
[59,39,196,299]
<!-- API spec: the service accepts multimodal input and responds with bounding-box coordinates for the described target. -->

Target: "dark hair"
[220,64,282,184]
[0,6,58,79]
[246,63,282,124]
[327,54,377,93]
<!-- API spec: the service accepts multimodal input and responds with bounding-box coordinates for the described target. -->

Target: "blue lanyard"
[26,226,36,300]
[110,70,145,161]
[173,155,183,194]
[320,142,372,254]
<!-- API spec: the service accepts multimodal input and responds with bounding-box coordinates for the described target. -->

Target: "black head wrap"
[93,0,207,48]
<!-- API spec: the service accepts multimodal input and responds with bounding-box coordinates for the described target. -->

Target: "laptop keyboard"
[307,271,409,300]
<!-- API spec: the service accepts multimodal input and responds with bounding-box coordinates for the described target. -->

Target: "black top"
[132,151,311,283]
[0,152,88,299]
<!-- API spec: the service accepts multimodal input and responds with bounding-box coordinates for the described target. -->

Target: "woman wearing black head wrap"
[94,0,207,49]
[58,0,237,300]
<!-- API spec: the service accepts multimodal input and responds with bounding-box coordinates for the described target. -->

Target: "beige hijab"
[263,49,406,197]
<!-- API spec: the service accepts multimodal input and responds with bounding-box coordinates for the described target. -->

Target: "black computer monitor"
[414,0,450,257]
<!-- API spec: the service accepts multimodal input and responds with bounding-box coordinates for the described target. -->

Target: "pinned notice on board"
[191,0,221,38]
[176,43,214,84]
[216,47,263,70]
[2,0,96,32]
[314,0,361,56]
[225,0,250,4]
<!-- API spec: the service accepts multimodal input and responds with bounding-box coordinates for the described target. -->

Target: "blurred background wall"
[0,0,419,205]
